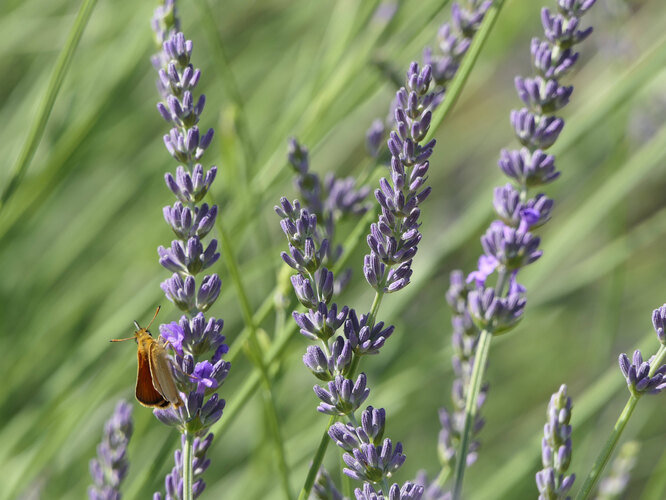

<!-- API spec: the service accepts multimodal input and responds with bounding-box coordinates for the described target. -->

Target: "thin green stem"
[215,218,292,498]
[367,291,385,327]
[575,345,666,500]
[436,465,452,489]
[382,478,391,494]
[182,431,194,500]
[574,395,639,500]
[261,387,293,499]
[452,329,493,500]
[297,415,338,500]
[424,0,506,142]
[0,0,99,214]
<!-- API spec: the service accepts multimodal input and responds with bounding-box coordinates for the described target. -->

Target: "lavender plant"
[88,401,133,500]
[148,2,229,499]
[447,1,598,497]
[366,0,492,158]
[277,60,436,499]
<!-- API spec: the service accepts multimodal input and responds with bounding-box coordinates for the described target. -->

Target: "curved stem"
[575,345,666,500]
[452,328,493,500]
[0,0,99,214]
[182,431,194,500]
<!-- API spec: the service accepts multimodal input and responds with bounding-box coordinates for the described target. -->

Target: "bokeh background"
[1,0,666,498]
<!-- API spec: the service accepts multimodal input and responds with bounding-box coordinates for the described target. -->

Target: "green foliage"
[1,0,666,498]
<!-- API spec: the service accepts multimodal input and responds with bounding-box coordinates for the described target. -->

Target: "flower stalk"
[575,343,666,500]
[450,1,599,496]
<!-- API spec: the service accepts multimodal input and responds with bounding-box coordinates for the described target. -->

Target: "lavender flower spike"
[618,350,666,395]
[364,62,436,293]
[450,3,598,495]
[536,385,575,500]
[88,401,133,500]
[150,3,229,499]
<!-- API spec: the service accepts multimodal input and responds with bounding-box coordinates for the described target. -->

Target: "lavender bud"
[343,439,406,483]
[314,373,370,416]
[618,350,666,395]
[652,304,666,345]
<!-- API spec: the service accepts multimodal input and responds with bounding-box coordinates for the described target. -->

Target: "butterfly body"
[111,307,184,409]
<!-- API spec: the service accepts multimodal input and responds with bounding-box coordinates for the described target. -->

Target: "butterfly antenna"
[146,305,161,330]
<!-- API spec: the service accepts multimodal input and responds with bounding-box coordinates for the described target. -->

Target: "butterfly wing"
[149,341,184,408]
[135,345,170,408]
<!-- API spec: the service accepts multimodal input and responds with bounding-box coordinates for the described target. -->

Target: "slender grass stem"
[451,328,492,500]
[424,0,506,142]
[575,345,666,500]
[215,218,292,498]
[0,0,99,214]
[297,415,338,500]
[182,431,194,500]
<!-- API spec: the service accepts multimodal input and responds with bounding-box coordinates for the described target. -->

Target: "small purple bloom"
[343,439,405,483]
[343,309,395,355]
[618,350,666,395]
[314,373,370,416]
[652,304,666,345]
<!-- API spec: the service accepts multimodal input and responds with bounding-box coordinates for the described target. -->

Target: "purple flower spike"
[343,309,395,355]
[150,5,229,498]
[88,401,133,500]
[536,385,575,500]
[467,286,526,334]
[364,62,436,293]
[497,148,559,187]
[443,0,598,481]
[493,183,554,228]
[480,220,542,271]
[314,373,370,416]
[343,438,406,483]
[618,350,666,395]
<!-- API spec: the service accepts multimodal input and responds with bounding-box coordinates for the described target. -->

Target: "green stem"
[575,345,666,500]
[367,291,385,326]
[574,395,639,500]
[435,465,452,489]
[297,415,338,500]
[452,329,493,500]
[215,218,292,498]
[0,0,99,214]
[382,478,391,494]
[182,431,194,500]
[424,0,506,142]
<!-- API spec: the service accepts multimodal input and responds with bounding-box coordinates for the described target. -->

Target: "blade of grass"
[0,0,99,214]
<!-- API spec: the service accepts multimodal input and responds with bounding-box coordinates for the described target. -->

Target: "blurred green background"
[1,0,666,498]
